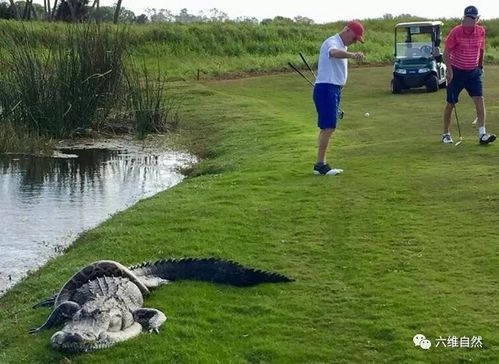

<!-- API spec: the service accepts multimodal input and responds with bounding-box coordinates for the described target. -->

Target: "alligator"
[29,258,292,353]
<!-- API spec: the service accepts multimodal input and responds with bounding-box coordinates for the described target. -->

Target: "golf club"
[288,62,314,86]
[299,52,317,79]
[288,55,344,119]
[453,104,463,146]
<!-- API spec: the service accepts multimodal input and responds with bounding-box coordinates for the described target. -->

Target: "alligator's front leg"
[29,301,81,334]
[133,308,167,333]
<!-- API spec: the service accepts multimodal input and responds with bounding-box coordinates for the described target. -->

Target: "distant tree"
[55,0,89,21]
[175,8,196,23]
[0,1,13,19]
[383,13,393,19]
[8,0,19,18]
[294,15,314,24]
[30,1,44,18]
[112,0,121,24]
[135,13,148,24]
[196,9,207,22]
[396,13,416,19]
[0,0,42,19]
[44,0,59,20]
[272,16,294,24]
[118,8,134,23]
[234,16,259,24]
[90,5,114,22]
[206,8,228,22]
[86,3,135,23]
[147,8,174,22]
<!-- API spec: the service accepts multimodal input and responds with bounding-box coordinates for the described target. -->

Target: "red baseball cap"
[346,20,364,43]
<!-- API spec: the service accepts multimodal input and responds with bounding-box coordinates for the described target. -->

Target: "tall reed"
[125,61,180,139]
[0,122,54,154]
[0,24,127,138]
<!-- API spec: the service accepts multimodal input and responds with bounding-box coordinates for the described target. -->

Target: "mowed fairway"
[0,65,498,363]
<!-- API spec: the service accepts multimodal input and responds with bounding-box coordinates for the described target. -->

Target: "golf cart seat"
[405,48,423,58]
[431,46,443,62]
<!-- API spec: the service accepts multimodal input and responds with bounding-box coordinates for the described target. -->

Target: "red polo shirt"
[445,24,485,70]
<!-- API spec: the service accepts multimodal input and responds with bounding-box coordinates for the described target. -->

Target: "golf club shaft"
[454,104,462,139]
[299,52,317,79]
[288,62,314,87]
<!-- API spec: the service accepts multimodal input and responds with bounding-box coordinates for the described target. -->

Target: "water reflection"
[0,148,193,294]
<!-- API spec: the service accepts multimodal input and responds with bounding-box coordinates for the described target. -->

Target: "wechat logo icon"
[413,334,432,350]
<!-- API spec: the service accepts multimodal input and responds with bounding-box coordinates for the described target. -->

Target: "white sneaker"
[327,168,343,176]
[313,164,343,176]
[442,134,453,144]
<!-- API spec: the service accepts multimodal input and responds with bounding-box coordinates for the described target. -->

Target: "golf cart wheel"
[425,75,439,92]
[391,78,402,94]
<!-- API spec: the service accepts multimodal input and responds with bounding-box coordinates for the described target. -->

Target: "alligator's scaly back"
[129,258,293,287]
[55,260,150,306]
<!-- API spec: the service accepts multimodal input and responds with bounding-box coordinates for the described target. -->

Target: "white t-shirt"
[315,34,348,86]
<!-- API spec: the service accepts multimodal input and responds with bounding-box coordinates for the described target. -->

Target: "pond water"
[0,145,193,294]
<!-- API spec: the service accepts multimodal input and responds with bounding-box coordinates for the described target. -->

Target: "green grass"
[1,65,498,363]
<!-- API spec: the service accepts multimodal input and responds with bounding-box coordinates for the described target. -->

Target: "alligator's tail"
[129,258,293,287]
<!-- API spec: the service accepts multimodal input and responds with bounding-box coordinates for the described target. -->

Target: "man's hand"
[446,68,453,84]
[351,52,364,61]
[479,66,484,81]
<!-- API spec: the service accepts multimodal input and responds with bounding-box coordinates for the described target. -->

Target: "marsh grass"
[125,60,181,138]
[0,23,181,151]
[0,122,54,154]
[0,24,127,138]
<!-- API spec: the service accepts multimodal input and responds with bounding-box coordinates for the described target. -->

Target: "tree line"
[0,1,316,25]
[0,1,125,23]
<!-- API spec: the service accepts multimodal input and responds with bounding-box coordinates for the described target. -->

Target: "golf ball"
[364,112,370,117]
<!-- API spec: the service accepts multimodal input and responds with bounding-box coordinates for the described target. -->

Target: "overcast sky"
[34,1,498,23]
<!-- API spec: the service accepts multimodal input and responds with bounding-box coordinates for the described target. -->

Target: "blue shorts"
[446,66,483,104]
[313,83,342,129]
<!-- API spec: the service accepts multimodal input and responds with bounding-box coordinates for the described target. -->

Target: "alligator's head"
[50,299,142,352]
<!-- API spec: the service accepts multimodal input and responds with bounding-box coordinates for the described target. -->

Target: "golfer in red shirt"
[442,5,496,145]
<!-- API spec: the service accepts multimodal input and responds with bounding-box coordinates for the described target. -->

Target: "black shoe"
[479,133,496,145]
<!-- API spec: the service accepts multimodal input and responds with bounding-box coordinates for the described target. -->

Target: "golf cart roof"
[395,21,443,28]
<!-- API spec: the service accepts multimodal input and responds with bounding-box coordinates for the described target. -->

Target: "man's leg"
[443,73,463,143]
[473,95,496,144]
[472,96,485,128]
[443,102,454,134]
[314,128,342,175]
[317,128,334,164]
[442,102,455,144]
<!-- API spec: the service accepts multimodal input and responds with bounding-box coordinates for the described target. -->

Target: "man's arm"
[329,49,364,60]
[443,48,453,83]
[478,48,484,68]
[479,28,485,67]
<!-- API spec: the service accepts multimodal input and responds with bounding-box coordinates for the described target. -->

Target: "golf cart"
[391,21,446,93]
